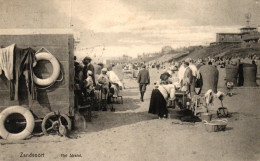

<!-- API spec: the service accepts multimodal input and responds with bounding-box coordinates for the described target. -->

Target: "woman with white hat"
[83,70,94,97]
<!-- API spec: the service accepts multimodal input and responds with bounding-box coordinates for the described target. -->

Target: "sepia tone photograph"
[0,0,260,160]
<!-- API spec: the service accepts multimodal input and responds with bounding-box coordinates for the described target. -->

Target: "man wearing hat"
[137,64,150,102]
[188,59,199,96]
[83,56,96,86]
[182,61,193,95]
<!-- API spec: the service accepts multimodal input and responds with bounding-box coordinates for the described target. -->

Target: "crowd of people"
[146,59,198,119]
[145,55,259,119]
[74,54,258,117]
[74,56,123,111]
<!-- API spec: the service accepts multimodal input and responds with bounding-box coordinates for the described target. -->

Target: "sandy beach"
[0,65,259,161]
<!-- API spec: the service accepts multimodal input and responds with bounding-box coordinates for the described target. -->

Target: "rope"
[35,47,52,55]
[56,69,64,82]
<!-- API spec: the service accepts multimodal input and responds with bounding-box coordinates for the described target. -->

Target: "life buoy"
[0,106,35,140]
[33,52,60,86]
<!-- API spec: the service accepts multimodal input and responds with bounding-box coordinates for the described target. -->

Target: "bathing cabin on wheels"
[0,29,75,140]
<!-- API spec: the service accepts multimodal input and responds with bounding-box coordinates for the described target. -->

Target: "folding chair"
[111,95,123,104]
[174,90,189,109]
[110,84,123,104]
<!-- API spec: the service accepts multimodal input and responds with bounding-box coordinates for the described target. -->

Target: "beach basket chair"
[110,83,123,104]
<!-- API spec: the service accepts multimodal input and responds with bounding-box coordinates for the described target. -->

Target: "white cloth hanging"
[0,44,15,80]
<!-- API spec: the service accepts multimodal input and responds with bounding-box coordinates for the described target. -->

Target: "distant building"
[216,26,260,44]
[216,33,243,43]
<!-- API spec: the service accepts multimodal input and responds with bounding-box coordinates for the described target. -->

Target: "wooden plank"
[0,88,69,106]
[0,74,9,90]
[0,62,70,107]
[0,102,70,118]
[68,35,75,116]
[0,35,71,47]
[31,103,70,118]
[9,61,69,92]
[32,46,69,62]
[17,88,69,105]
[0,67,69,91]
[37,88,70,104]
[0,90,14,106]
[0,45,69,62]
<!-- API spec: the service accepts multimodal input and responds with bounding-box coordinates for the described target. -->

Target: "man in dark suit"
[82,56,96,86]
[137,64,150,102]
[183,62,193,96]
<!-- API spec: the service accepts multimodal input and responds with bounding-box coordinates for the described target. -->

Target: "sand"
[0,65,259,161]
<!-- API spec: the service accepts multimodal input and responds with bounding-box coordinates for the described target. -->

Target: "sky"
[0,0,260,58]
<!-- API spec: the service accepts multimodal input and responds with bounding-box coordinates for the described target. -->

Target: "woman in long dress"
[148,82,176,119]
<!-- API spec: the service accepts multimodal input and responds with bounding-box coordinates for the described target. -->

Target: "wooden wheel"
[41,112,71,136]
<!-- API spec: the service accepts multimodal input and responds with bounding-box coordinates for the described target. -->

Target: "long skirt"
[148,89,167,118]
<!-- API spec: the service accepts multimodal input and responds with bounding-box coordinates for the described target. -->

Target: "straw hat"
[87,70,93,75]
[101,68,108,72]
[185,58,191,63]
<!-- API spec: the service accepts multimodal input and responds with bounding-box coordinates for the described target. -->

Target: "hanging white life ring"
[0,106,35,141]
[33,52,60,86]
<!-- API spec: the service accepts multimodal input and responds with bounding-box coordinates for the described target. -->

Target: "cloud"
[51,0,260,57]
[2,0,256,59]
[0,0,71,28]
[121,0,260,26]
